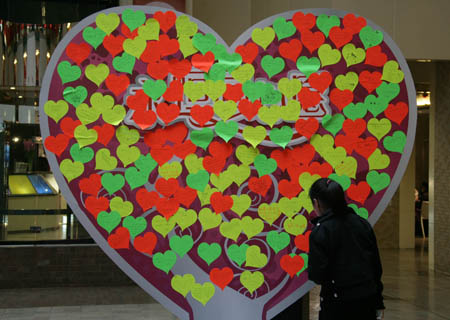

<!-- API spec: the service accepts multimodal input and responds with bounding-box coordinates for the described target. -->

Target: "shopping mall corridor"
[0,239,449,320]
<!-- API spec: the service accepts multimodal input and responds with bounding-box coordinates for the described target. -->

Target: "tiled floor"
[0,239,449,320]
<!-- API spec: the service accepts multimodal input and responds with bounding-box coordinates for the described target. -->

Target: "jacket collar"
[311,206,356,225]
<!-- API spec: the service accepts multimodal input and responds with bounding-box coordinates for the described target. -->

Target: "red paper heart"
[155,178,180,197]
[295,118,319,139]
[164,122,188,143]
[354,137,378,158]
[210,192,233,213]
[271,149,293,171]
[342,118,366,137]
[147,60,170,79]
[294,231,311,252]
[150,145,174,165]
[174,186,197,207]
[60,117,81,138]
[108,227,130,249]
[159,35,180,57]
[343,13,367,35]
[156,197,180,219]
[153,10,176,33]
[103,35,125,57]
[85,196,109,218]
[192,52,215,73]
[173,140,196,159]
[163,79,184,102]
[301,30,325,54]
[280,254,304,278]
[248,176,272,196]
[168,58,191,79]
[133,109,157,129]
[385,102,408,125]
[44,134,70,156]
[279,39,303,63]
[224,83,243,102]
[141,41,161,63]
[347,182,371,205]
[308,71,332,93]
[298,86,321,109]
[156,102,180,124]
[209,141,233,159]
[210,267,234,290]
[79,173,102,196]
[365,46,387,67]
[291,144,316,166]
[330,88,353,111]
[93,123,115,147]
[235,42,258,64]
[191,104,214,126]
[279,179,302,199]
[203,156,226,174]
[335,134,358,154]
[292,11,316,31]
[307,162,332,177]
[238,99,261,121]
[329,26,353,49]
[134,232,158,255]
[127,89,149,111]
[359,71,382,93]
[121,24,139,39]
[105,74,130,97]
[65,43,91,65]
[136,189,160,211]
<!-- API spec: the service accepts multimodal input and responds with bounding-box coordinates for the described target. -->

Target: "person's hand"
[376,309,385,320]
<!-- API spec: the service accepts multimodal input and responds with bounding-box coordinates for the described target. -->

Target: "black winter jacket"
[308,207,385,309]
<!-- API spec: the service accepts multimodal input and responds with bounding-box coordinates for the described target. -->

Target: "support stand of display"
[272,295,309,319]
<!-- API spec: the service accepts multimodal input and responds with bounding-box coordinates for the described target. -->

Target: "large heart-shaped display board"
[40,6,416,320]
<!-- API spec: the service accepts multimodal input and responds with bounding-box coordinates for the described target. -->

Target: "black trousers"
[319,296,377,320]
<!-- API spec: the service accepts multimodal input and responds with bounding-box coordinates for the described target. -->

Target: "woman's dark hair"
[309,178,348,213]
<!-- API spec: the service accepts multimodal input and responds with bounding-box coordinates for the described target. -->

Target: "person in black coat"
[307,178,385,320]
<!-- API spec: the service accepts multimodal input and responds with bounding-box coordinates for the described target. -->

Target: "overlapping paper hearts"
[40,6,416,320]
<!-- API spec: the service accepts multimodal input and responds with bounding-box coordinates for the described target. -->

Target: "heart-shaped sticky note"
[41,6,416,320]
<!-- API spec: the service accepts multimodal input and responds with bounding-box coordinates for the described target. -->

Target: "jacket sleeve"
[370,227,385,310]
[307,226,330,285]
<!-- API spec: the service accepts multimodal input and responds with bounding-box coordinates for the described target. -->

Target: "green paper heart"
[318,44,341,67]
[296,56,320,78]
[214,100,237,121]
[241,216,264,240]
[227,164,250,187]
[174,208,197,231]
[335,156,357,179]
[383,131,406,153]
[122,8,146,32]
[101,172,125,195]
[368,149,390,170]
[278,78,302,99]
[269,126,293,148]
[190,127,214,150]
[230,194,251,216]
[117,145,141,167]
[171,274,195,298]
[123,216,147,238]
[113,52,136,74]
[273,16,296,40]
[135,154,157,174]
[59,159,84,182]
[348,204,369,219]
[258,105,281,128]
[102,105,126,126]
[254,154,277,177]
[335,72,358,92]
[123,37,146,58]
[97,210,121,234]
[359,25,383,49]
[281,100,301,122]
[382,61,404,84]
[240,271,264,294]
[266,231,290,254]
[316,14,340,37]
[204,79,226,101]
[137,18,160,41]
[366,170,391,194]
[153,250,177,274]
[197,242,222,266]
[365,94,389,117]
[198,208,222,231]
[44,100,68,123]
[343,102,367,120]
[179,35,198,58]
[322,113,345,136]
[152,215,176,238]
[110,196,133,218]
[217,52,242,72]
[242,126,266,148]
[261,83,282,105]
[192,33,217,54]
[191,282,215,306]
[367,118,392,140]
[245,245,267,268]
[236,145,259,165]
[242,80,266,102]
[116,125,139,145]
[279,197,301,218]
[186,169,210,192]
[328,173,351,190]
[95,12,120,35]
[125,167,148,190]
[219,218,242,241]
[57,61,81,84]
[82,27,106,49]
[74,125,98,148]
[176,15,198,37]
[215,120,238,142]
[90,92,114,113]
[227,243,249,267]
[143,79,167,101]
[283,214,307,236]
[63,86,88,108]
[231,64,255,83]
[85,63,109,86]
[76,103,100,125]
[342,43,366,67]
[169,235,194,257]
[184,80,205,102]
[70,143,94,163]
[376,82,400,103]
[261,55,285,79]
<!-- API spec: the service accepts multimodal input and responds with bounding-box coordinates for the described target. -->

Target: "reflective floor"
[0,238,449,320]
